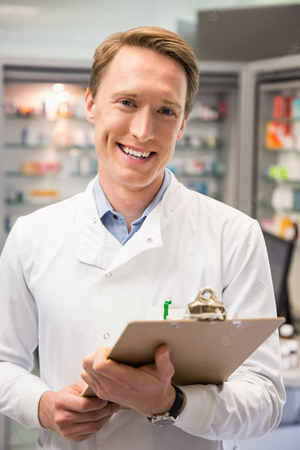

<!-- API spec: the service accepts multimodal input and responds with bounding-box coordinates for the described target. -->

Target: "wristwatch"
[147,385,185,426]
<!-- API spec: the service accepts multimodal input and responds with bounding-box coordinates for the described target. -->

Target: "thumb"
[155,345,174,379]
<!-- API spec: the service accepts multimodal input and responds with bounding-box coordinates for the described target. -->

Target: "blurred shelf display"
[258,201,300,214]
[168,69,240,202]
[0,61,241,243]
[5,143,95,150]
[262,148,300,154]
[252,77,300,241]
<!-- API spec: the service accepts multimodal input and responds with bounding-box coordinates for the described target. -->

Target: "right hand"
[38,380,119,443]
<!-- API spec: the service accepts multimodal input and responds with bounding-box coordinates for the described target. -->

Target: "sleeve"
[0,218,52,428]
[174,221,286,439]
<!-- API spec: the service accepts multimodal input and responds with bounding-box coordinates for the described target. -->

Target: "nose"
[129,107,155,142]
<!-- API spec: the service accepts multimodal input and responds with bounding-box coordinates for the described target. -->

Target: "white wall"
[0,0,300,60]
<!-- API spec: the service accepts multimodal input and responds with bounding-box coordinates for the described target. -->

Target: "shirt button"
[112,214,118,220]
[147,238,153,243]
[103,333,110,340]
[105,272,112,278]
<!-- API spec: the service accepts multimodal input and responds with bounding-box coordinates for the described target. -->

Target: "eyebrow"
[112,91,182,112]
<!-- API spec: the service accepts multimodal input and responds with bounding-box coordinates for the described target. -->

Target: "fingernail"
[161,350,169,359]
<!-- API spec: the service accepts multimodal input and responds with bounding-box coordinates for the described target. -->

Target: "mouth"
[117,143,154,159]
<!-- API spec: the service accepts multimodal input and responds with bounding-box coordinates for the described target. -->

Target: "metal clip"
[185,287,227,321]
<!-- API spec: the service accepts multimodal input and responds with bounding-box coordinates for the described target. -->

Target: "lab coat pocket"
[147,306,186,320]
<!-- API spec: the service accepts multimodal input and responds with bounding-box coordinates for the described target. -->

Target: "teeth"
[120,145,151,158]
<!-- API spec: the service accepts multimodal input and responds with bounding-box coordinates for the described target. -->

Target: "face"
[85,45,188,194]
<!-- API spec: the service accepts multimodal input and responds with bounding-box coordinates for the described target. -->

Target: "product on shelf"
[185,181,208,195]
[20,161,61,174]
[294,190,300,211]
[292,96,300,119]
[30,189,59,204]
[271,185,294,212]
[265,121,297,150]
[189,101,220,121]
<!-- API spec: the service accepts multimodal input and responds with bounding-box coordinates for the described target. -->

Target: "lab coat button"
[105,272,112,278]
[147,238,153,243]
[103,333,110,340]
[92,217,97,223]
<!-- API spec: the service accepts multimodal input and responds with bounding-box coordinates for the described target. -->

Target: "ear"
[176,115,189,141]
[85,87,95,124]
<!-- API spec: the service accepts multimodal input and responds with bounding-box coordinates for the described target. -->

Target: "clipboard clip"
[185,287,227,321]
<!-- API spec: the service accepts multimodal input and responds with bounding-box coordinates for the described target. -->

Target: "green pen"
[163,299,172,320]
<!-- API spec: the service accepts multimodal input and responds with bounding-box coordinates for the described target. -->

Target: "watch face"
[152,417,176,426]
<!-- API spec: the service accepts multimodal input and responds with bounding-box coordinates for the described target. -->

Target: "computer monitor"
[262,230,295,324]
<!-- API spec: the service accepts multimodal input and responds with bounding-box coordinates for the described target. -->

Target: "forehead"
[97,45,187,102]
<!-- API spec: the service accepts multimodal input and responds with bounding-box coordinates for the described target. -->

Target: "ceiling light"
[53,84,65,93]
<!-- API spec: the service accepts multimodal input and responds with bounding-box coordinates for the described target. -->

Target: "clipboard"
[81,317,284,397]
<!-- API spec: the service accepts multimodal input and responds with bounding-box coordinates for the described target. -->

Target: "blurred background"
[0,0,300,449]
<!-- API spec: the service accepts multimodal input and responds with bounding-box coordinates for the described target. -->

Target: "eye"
[119,100,135,107]
[159,107,176,116]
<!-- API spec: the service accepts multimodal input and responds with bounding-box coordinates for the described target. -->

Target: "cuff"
[14,375,53,429]
[174,385,216,436]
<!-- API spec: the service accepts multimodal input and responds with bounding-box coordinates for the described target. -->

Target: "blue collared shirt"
[93,169,170,245]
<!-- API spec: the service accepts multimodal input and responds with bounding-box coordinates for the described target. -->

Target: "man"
[0,27,285,450]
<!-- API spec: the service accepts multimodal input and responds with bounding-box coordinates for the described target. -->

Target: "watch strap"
[147,385,185,424]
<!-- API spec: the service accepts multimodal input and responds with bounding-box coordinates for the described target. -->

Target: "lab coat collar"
[76,171,186,270]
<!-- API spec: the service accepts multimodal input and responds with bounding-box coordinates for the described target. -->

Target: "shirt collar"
[93,168,170,222]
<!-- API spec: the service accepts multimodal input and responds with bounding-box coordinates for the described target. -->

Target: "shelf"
[5,114,88,122]
[5,143,95,150]
[263,117,300,123]
[262,148,300,154]
[175,172,224,178]
[187,117,224,125]
[5,199,61,207]
[258,201,300,214]
[175,145,223,152]
[5,171,97,178]
[5,172,59,178]
[260,175,300,185]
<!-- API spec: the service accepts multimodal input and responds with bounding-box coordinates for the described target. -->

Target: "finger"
[60,413,116,441]
[66,402,120,425]
[83,347,112,371]
[56,390,108,413]
[154,345,175,380]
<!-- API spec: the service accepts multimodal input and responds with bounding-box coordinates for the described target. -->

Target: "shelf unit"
[168,62,241,205]
[253,79,300,229]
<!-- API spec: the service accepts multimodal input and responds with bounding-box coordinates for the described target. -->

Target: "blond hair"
[89,26,199,117]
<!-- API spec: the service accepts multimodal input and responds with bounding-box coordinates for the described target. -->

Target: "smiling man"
[0,27,285,450]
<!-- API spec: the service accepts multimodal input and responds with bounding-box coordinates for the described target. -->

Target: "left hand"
[81,344,176,417]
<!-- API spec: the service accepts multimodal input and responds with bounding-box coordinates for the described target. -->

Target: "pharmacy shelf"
[5,114,88,122]
[258,201,300,214]
[263,117,300,123]
[172,171,224,178]
[262,148,300,154]
[5,172,97,178]
[175,145,223,152]
[5,200,61,207]
[260,175,300,185]
[5,143,95,150]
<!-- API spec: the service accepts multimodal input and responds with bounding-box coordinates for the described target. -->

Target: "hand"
[38,380,119,443]
[81,344,176,417]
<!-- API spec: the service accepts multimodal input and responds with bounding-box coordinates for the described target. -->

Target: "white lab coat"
[0,173,285,450]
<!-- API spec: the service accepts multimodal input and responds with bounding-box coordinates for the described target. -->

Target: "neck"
[98,171,165,231]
